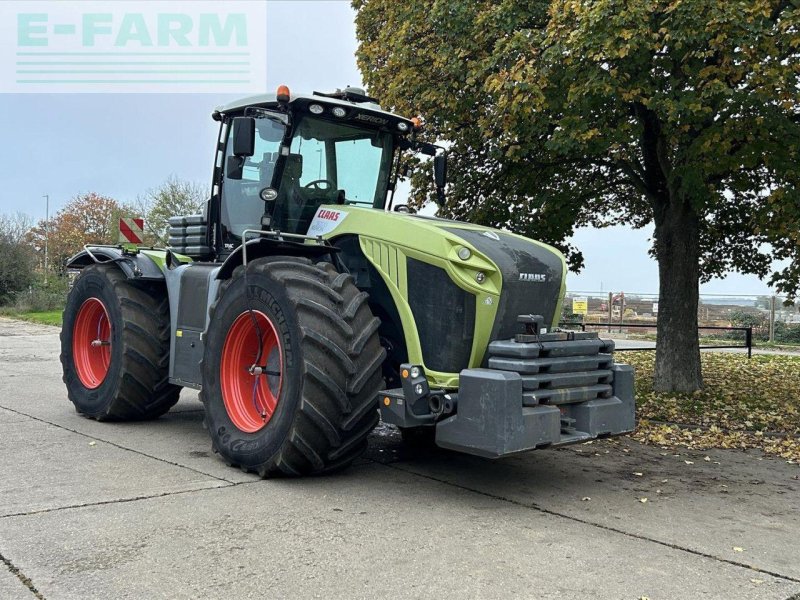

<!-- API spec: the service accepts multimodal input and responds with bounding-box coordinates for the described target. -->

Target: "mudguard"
[215,236,339,280]
[65,247,183,282]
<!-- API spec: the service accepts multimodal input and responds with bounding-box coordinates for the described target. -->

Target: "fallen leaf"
[89,441,97,447]
[750,579,763,584]
[633,472,643,477]
[581,497,591,501]
[627,352,800,462]
[733,547,744,552]
[639,497,648,503]
[684,460,694,465]
[703,456,711,462]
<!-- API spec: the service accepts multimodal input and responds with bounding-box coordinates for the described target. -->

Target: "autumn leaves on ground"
[628,352,800,463]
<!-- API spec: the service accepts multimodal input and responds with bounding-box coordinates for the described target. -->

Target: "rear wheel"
[200,256,385,477]
[60,264,181,420]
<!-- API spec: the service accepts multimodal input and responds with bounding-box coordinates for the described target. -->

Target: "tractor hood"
[308,205,567,383]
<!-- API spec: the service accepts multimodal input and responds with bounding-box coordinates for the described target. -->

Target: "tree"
[133,176,206,244]
[0,212,36,305]
[354,0,800,392]
[28,193,124,273]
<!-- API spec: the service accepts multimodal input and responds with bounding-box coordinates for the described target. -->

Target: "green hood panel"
[308,206,567,388]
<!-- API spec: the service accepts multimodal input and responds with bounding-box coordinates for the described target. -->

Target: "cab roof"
[216,91,402,121]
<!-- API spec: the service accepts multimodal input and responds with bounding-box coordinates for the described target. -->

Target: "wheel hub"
[220,310,283,433]
[72,297,112,389]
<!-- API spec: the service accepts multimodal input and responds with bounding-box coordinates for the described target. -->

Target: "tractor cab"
[207,86,442,255]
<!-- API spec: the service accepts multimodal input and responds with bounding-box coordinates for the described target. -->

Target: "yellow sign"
[572,298,588,315]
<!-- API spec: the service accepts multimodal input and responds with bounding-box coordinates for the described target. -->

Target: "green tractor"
[61,85,634,476]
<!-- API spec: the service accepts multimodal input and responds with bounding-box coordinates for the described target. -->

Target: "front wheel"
[200,257,385,477]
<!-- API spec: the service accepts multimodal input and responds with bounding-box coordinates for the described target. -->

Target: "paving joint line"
[0,550,45,599]
[376,460,800,585]
[0,481,266,520]
[0,404,235,484]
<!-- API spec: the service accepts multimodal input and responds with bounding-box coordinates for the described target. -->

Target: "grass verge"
[624,351,800,463]
[0,310,62,327]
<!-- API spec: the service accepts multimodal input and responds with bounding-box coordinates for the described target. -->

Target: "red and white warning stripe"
[119,218,144,244]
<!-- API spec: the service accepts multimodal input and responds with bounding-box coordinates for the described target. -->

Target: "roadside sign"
[572,297,588,315]
[119,217,144,245]
[653,302,659,315]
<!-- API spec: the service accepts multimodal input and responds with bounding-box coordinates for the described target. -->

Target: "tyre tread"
[201,256,385,477]
[60,264,180,421]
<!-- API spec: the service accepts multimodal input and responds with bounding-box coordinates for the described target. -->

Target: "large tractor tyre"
[60,264,181,420]
[200,256,385,477]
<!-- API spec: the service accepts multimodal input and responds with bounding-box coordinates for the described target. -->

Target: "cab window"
[221,116,285,239]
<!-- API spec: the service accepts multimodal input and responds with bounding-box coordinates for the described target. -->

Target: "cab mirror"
[232,117,255,157]
[433,154,448,189]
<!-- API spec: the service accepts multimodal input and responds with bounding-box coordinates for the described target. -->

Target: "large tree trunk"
[653,200,703,392]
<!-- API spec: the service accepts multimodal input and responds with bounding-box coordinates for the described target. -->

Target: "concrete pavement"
[0,317,798,599]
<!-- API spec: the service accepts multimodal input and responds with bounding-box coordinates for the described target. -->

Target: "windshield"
[272,116,394,233]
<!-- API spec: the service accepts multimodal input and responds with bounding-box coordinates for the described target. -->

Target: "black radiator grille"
[406,258,475,373]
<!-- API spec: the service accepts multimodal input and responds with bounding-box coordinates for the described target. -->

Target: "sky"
[0,0,777,296]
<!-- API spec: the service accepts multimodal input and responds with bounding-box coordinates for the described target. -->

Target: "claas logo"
[318,209,341,221]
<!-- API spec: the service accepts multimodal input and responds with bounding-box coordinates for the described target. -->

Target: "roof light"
[309,104,324,114]
[411,116,423,130]
[276,85,290,103]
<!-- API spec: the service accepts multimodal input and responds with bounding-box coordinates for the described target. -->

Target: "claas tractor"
[61,85,635,477]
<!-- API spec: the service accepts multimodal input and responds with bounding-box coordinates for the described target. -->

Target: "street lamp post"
[43,194,49,285]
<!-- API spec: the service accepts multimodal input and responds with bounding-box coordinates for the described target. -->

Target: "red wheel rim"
[220,310,283,433]
[72,298,112,389]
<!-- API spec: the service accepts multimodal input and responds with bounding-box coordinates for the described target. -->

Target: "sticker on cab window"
[307,208,348,237]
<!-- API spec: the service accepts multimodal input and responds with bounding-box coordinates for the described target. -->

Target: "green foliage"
[729,310,767,329]
[0,213,37,305]
[27,192,124,274]
[8,275,68,313]
[354,0,800,287]
[133,176,206,245]
[773,321,800,344]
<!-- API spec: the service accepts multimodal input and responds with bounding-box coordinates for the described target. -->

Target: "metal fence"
[561,321,754,358]
[562,291,800,346]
